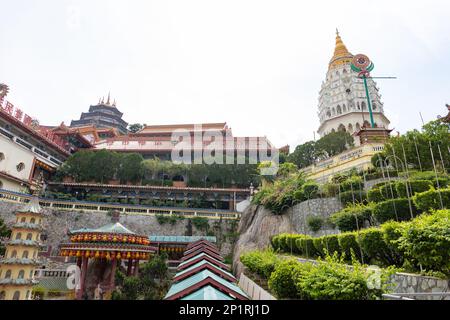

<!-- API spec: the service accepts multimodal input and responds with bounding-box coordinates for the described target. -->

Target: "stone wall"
[288,198,342,236]
[390,273,450,300]
[0,201,237,257]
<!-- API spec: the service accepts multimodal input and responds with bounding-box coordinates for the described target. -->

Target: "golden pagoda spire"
[329,29,353,70]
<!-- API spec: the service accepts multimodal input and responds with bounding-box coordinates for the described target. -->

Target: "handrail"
[0,189,240,220]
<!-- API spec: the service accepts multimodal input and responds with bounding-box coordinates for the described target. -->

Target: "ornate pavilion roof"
[69,222,135,235]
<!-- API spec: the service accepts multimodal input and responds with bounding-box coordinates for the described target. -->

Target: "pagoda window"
[30,218,35,224]
[0,291,5,300]
[26,233,33,241]
[361,102,367,110]
[15,232,22,240]
[363,120,371,128]
[356,123,361,131]
[26,290,30,300]
[372,102,377,110]
[18,270,25,279]
[337,105,342,115]
[13,291,20,300]
[5,270,12,279]
[16,162,25,172]
[357,102,361,110]
[21,217,26,223]
[343,104,347,112]
[331,129,336,133]
[348,124,353,132]
[338,124,346,132]
[22,251,29,259]
[0,152,4,161]
[326,110,331,118]
[332,108,336,116]
[11,250,17,258]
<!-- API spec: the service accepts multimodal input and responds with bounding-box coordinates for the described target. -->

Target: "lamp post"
[351,54,375,128]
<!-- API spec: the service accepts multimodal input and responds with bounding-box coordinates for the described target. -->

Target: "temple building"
[0,84,78,193]
[70,94,128,135]
[94,122,280,163]
[317,31,391,142]
[0,196,44,300]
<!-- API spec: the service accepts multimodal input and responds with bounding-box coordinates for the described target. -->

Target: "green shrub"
[301,182,320,199]
[268,259,311,299]
[339,190,367,206]
[330,204,373,232]
[395,180,433,198]
[396,210,450,276]
[379,182,398,200]
[240,250,281,279]
[295,237,318,259]
[357,228,401,267]
[295,254,386,300]
[313,235,341,257]
[373,198,418,223]
[367,187,386,203]
[306,216,323,233]
[338,232,364,262]
[340,176,364,192]
[322,183,339,197]
[413,187,450,211]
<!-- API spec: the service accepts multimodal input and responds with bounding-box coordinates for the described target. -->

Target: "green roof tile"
[181,285,234,300]
[175,260,235,281]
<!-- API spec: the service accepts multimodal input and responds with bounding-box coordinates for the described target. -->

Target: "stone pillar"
[127,259,133,276]
[77,256,88,300]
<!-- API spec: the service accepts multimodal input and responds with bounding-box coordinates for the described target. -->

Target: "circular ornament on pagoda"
[352,54,370,70]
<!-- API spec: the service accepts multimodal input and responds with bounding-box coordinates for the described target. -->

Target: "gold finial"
[106,92,111,105]
[329,30,353,70]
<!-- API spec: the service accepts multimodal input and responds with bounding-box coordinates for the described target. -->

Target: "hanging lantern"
[85,250,90,257]
[106,252,111,260]
[84,234,89,241]
[116,252,122,260]
[93,235,97,241]
[123,236,127,243]
[126,252,131,259]
[76,250,81,257]
[131,237,135,243]
[113,236,117,242]
[95,251,100,258]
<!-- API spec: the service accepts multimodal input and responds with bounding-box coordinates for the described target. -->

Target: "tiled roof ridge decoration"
[164,239,249,300]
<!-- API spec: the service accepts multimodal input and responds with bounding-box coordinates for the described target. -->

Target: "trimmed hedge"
[240,250,281,279]
[340,176,364,192]
[339,190,367,206]
[373,198,418,223]
[338,232,365,262]
[367,187,385,203]
[413,187,450,211]
[330,204,373,232]
[395,180,433,198]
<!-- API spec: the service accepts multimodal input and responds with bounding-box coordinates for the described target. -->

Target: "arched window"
[343,69,347,74]
[356,123,361,131]
[372,102,377,110]
[22,251,29,259]
[26,290,30,300]
[26,233,33,241]
[0,291,5,300]
[348,124,353,132]
[5,270,12,279]
[13,291,20,300]
[30,218,35,224]
[15,232,22,240]
[21,217,26,223]
[331,129,336,133]
[361,101,366,110]
[0,181,3,189]
[343,104,347,112]
[0,152,4,161]
[332,108,336,116]
[363,120,371,128]
[336,105,342,115]
[338,124,346,132]
[11,250,17,258]
[326,110,331,118]
[18,270,25,279]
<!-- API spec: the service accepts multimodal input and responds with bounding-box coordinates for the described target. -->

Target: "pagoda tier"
[0,197,45,300]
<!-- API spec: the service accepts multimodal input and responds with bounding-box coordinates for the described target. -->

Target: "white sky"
[1,0,449,149]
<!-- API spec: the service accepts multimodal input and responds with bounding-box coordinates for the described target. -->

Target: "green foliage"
[330,204,373,232]
[367,187,386,203]
[379,182,398,200]
[340,176,364,192]
[338,232,364,262]
[287,131,354,169]
[128,123,145,133]
[295,254,387,300]
[339,190,367,206]
[155,214,184,225]
[322,183,339,197]
[396,210,450,276]
[395,180,433,198]
[413,187,450,212]
[277,162,298,178]
[191,217,210,232]
[356,228,402,267]
[240,250,281,279]
[268,259,312,299]
[0,218,11,256]
[295,237,318,259]
[306,216,323,233]
[301,182,319,199]
[373,198,418,223]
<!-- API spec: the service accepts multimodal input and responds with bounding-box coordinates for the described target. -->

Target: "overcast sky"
[1,0,449,149]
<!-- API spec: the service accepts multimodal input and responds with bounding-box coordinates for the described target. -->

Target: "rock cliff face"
[232,204,295,276]
[232,198,342,276]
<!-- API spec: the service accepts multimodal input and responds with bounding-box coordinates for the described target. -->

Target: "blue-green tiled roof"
[180,285,234,300]
[149,236,216,243]
[174,260,234,281]
[164,270,247,300]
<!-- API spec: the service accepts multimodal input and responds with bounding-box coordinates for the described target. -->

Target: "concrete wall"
[238,273,276,300]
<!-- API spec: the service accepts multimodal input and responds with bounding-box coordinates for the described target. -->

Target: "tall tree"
[128,123,145,133]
